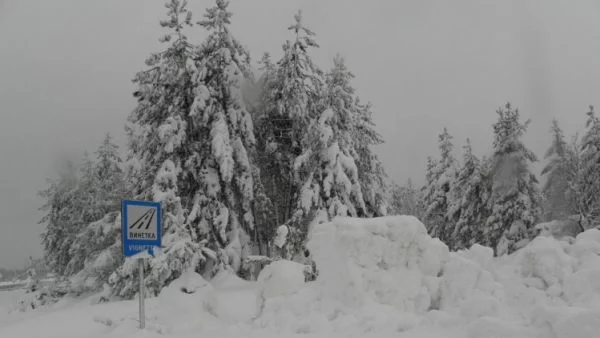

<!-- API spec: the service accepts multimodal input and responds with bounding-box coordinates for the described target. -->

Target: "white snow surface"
[3,216,600,338]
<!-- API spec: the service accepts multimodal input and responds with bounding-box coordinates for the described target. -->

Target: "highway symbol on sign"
[129,208,156,231]
[122,200,162,257]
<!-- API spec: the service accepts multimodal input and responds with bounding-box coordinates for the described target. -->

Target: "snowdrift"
[5,216,600,338]
[308,216,449,312]
[253,216,600,338]
[153,270,221,333]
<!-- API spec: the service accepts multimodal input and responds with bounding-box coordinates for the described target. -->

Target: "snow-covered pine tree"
[541,119,573,221]
[326,55,388,217]
[39,160,79,276]
[447,139,491,250]
[247,53,275,155]
[250,165,276,256]
[422,156,437,192]
[486,103,541,255]
[289,45,379,254]
[292,106,366,224]
[78,152,103,224]
[145,157,205,296]
[248,52,280,254]
[388,179,420,216]
[579,106,600,227]
[67,136,127,294]
[420,156,437,217]
[69,212,122,296]
[405,179,421,217]
[355,102,389,217]
[111,0,204,297]
[564,133,585,222]
[421,128,458,243]
[63,152,100,277]
[446,142,469,226]
[254,12,325,233]
[95,133,126,213]
[125,0,194,201]
[388,182,403,215]
[183,0,256,275]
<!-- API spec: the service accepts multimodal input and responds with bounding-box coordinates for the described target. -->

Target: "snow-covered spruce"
[486,103,542,255]
[541,119,578,221]
[325,55,389,218]
[447,139,492,250]
[40,134,126,292]
[421,128,458,244]
[253,14,389,260]
[579,106,600,226]
[112,0,215,298]
[252,10,326,239]
[184,0,257,275]
[388,179,421,217]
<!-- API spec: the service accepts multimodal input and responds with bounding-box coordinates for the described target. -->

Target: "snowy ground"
[1,216,600,338]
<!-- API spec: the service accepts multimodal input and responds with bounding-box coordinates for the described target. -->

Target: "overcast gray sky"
[1,0,599,269]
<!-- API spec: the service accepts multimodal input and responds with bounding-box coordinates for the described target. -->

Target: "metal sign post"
[121,200,162,330]
[138,259,145,329]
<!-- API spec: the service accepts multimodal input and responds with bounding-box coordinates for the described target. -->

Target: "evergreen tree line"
[391,104,599,255]
[39,0,388,299]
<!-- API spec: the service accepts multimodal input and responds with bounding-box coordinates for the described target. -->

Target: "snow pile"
[518,236,575,293]
[7,217,600,338]
[252,216,452,335]
[308,216,449,312]
[438,245,504,321]
[256,260,306,301]
[158,270,217,313]
[154,270,220,332]
[500,230,600,310]
[502,230,600,338]
[562,230,600,307]
[254,259,312,331]
[252,216,600,338]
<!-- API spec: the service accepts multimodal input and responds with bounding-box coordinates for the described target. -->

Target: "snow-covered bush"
[14,279,69,312]
[68,212,122,296]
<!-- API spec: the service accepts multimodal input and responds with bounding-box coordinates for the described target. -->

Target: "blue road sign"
[122,200,162,257]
